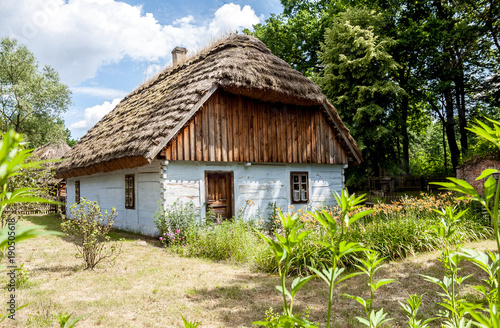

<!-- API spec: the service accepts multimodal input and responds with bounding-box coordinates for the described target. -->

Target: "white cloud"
[144,64,163,80]
[0,1,261,86]
[72,87,128,99]
[209,4,260,36]
[70,98,121,131]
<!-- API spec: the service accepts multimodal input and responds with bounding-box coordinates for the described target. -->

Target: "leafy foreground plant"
[57,312,85,328]
[344,251,395,328]
[181,315,201,328]
[421,206,472,327]
[400,293,435,328]
[308,189,373,328]
[0,129,63,322]
[61,197,119,270]
[432,117,500,326]
[253,210,317,327]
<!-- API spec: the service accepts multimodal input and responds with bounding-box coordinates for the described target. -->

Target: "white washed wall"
[66,160,162,235]
[161,161,345,220]
[65,160,344,235]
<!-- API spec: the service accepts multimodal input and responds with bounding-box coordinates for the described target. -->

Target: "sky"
[0,0,283,139]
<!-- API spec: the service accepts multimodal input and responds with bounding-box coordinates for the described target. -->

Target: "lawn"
[3,214,496,328]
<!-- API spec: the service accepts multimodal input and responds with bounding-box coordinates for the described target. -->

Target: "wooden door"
[205,171,233,220]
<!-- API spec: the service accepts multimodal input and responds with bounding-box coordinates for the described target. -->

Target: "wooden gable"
[160,90,349,164]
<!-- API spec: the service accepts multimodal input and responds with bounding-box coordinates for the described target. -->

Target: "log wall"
[161,90,348,164]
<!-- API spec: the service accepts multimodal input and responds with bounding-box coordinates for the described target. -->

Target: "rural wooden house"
[55,34,362,235]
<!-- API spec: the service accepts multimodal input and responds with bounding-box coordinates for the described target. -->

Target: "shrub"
[253,193,492,275]
[179,219,263,263]
[153,201,199,245]
[61,198,118,270]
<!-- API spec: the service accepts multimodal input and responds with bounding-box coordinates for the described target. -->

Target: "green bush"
[177,219,263,263]
[153,201,199,244]
[61,198,118,270]
[253,195,492,275]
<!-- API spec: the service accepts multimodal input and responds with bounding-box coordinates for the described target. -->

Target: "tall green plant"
[0,129,63,322]
[253,210,317,327]
[344,251,395,328]
[432,117,500,326]
[0,130,59,226]
[308,189,373,328]
[421,206,472,328]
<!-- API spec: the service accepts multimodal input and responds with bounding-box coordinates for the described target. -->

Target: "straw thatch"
[33,142,71,162]
[56,34,361,178]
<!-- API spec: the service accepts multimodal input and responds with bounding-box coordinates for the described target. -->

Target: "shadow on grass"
[176,250,493,328]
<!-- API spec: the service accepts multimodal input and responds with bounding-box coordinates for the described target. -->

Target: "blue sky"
[1,0,283,139]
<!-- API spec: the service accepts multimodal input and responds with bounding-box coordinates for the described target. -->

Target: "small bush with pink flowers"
[153,201,199,246]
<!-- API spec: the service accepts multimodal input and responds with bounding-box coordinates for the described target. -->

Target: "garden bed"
[3,214,496,327]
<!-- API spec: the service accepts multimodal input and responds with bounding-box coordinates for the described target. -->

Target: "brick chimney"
[171,46,187,66]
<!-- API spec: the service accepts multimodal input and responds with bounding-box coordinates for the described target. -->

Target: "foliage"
[250,0,499,178]
[315,7,402,176]
[0,129,60,226]
[179,219,262,263]
[57,312,85,328]
[253,210,317,327]
[181,315,201,328]
[254,193,490,275]
[154,201,198,245]
[61,198,118,270]
[421,206,472,327]
[308,189,372,328]
[0,37,71,148]
[431,117,500,327]
[400,293,435,328]
[343,252,395,327]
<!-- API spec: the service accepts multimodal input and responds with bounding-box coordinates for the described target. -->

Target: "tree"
[315,7,402,178]
[0,38,71,148]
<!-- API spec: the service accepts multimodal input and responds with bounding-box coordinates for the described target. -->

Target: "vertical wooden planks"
[215,96,221,161]
[184,122,190,160]
[311,111,318,163]
[195,112,202,161]
[220,96,228,162]
[248,102,254,162]
[202,105,208,161]
[292,109,298,163]
[232,94,239,162]
[209,97,215,161]
[306,109,311,163]
[243,97,249,162]
[253,101,259,162]
[160,91,350,166]
[226,95,233,162]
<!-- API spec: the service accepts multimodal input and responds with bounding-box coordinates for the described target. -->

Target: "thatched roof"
[56,34,361,178]
[33,142,71,161]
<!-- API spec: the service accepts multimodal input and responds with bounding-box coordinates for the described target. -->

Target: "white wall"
[66,160,162,235]
[65,160,345,235]
[161,161,345,220]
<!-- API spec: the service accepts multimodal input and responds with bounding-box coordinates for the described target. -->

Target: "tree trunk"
[455,67,468,157]
[442,119,448,172]
[401,94,410,175]
[444,90,460,174]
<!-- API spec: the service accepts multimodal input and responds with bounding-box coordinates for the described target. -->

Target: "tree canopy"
[0,37,72,148]
[248,0,500,181]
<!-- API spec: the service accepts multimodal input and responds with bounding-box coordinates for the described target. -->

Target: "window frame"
[125,174,135,209]
[75,180,80,204]
[290,172,309,204]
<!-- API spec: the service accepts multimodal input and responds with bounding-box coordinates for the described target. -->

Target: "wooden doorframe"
[204,170,234,219]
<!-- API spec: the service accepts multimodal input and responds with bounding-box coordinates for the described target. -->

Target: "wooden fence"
[3,199,65,217]
[367,176,449,193]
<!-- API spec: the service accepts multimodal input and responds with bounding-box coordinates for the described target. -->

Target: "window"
[75,180,80,204]
[291,172,308,204]
[125,175,135,209]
